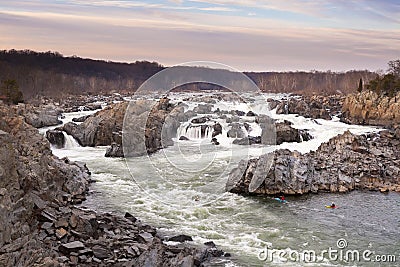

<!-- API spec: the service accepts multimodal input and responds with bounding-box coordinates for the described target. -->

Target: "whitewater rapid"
[47,92,399,267]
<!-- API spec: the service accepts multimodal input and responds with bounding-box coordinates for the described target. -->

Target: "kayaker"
[279,195,285,201]
[331,202,336,208]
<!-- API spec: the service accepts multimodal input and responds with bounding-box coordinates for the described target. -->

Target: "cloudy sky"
[0,0,399,71]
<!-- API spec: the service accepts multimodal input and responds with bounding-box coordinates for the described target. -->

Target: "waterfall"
[63,132,80,149]
[177,123,214,140]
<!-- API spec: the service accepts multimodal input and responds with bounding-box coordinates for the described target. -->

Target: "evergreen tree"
[0,79,24,104]
[366,60,400,97]
[358,78,363,92]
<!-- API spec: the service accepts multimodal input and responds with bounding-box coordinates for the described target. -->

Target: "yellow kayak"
[325,205,338,209]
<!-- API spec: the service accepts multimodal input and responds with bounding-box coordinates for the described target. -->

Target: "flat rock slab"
[92,245,112,260]
[56,228,67,239]
[138,232,154,243]
[168,234,193,243]
[59,241,85,255]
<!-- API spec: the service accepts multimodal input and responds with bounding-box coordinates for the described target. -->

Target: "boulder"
[246,111,257,117]
[193,104,213,114]
[211,138,220,145]
[46,130,65,148]
[267,99,280,110]
[72,115,90,123]
[226,116,240,123]
[92,245,112,260]
[19,104,63,128]
[232,110,245,116]
[191,117,209,124]
[257,115,276,145]
[275,120,312,145]
[227,123,246,138]
[62,98,182,157]
[59,241,85,255]
[105,143,124,157]
[212,123,222,137]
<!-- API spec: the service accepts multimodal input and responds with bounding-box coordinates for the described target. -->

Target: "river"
[47,92,399,266]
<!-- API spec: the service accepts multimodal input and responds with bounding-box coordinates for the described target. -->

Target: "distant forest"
[0,49,378,99]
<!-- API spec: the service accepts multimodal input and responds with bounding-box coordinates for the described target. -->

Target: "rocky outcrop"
[193,104,213,114]
[0,104,91,265]
[46,130,65,148]
[122,98,182,157]
[232,136,261,145]
[14,103,63,128]
[276,95,344,120]
[275,120,312,145]
[62,102,127,147]
[0,103,227,266]
[191,117,209,124]
[395,125,400,139]
[72,114,90,123]
[212,123,223,137]
[267,98,280,110]
[232,120,312,146]
[61,98,182,157]
[104,143,124,157]
[341,90,400,127]
[227,123,246,138]
[227,131,400,195]
[59,94,118,113]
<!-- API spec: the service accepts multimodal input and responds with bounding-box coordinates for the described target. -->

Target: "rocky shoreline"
[227,130,400,195]
[0,103,227,266]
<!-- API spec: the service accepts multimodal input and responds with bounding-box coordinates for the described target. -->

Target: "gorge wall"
[341,91,400,127]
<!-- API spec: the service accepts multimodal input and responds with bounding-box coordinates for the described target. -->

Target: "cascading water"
[47,93,398,267]
[63,132,80,149]
[177,122,214,140]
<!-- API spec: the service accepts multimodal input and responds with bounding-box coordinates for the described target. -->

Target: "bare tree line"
[0,50,377,99]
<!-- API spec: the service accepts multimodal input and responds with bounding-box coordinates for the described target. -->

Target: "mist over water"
[49,92,399,266]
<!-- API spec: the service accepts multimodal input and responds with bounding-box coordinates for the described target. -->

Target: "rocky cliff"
[226,131,400,195]
[0,104,91,265]
[341,90,400,127]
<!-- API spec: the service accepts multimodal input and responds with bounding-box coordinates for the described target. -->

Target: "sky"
[0,0,399,71]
